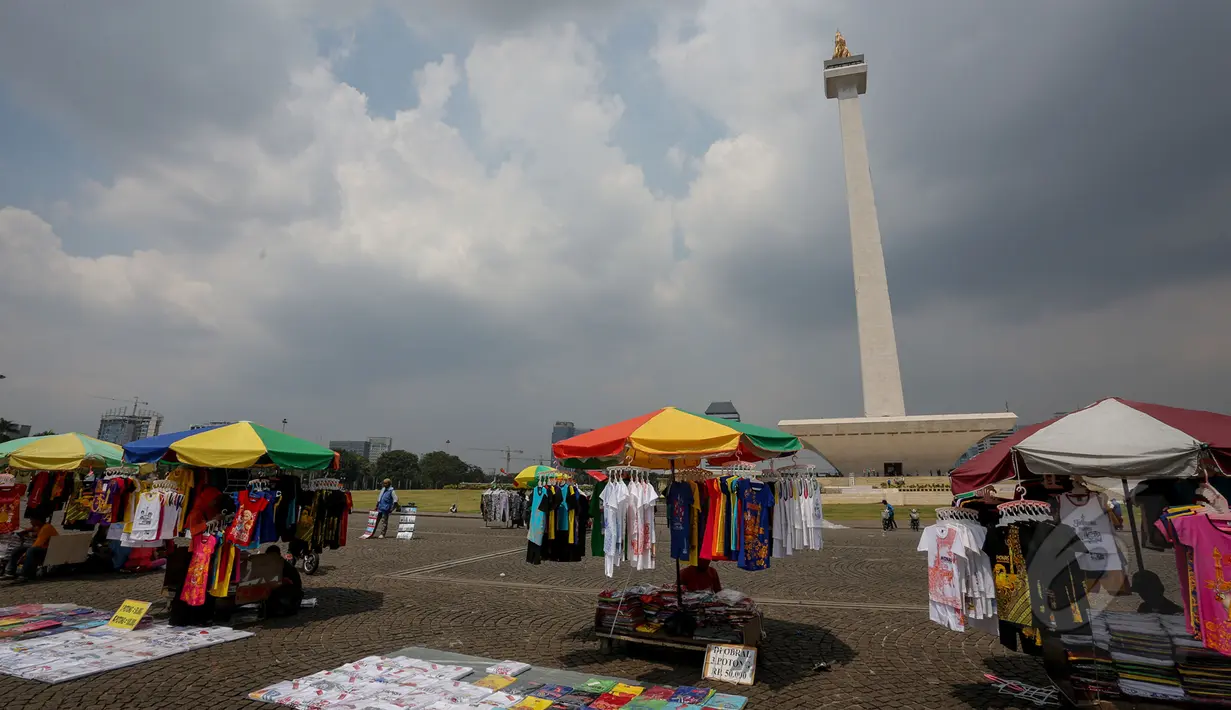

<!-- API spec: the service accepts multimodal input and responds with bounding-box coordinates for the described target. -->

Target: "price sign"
[703,643,758,686]
[107,599,151,631]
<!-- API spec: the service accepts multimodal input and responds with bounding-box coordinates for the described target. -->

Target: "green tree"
[33,430,56,436]
[333,450,372,489]
[375,449,419,489]
[418,450,484,488]
[0,419,18,444]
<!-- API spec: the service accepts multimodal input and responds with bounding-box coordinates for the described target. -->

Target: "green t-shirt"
[589,480,607,557]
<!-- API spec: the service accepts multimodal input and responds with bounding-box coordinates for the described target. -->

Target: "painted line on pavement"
[382,573,927,612]
[383,548,524,578]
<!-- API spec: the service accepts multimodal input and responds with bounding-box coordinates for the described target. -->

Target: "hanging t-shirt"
[919,524,965,628]
[667,482,692,561]
[983,524,1034,628]
[527,486,548,547]
[701,478,726,561]
[1058,493,1122,572]
[599,481,627,577]
[0,484,27,534]
[1171,515,1231,656]
[736,479,773,571]
[129,491,163,541]
[590,480,607,557]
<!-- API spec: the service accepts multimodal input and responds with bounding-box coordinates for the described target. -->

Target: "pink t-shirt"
[1172,515,1231,656]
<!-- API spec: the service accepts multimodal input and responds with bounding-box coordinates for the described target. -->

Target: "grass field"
[350,489,923,521]
[350,489,483,513]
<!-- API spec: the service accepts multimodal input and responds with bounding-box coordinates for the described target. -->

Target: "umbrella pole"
[1121,478,1145,575]
[673,460,682,610]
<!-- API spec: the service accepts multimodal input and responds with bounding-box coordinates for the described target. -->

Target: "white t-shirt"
[599,481,627,577]
[1058,493,1122,572]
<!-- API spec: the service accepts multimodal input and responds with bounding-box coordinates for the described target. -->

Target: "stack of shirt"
[1103,612,1187,702]
[1172,616,1231,704]
[595,589,644,635]
[1064,614,1116,695]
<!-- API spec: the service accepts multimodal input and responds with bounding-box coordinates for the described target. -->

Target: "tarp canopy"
[950,398,1231,494]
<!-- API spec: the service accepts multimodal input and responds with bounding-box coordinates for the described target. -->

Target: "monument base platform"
[778,412,1017,477]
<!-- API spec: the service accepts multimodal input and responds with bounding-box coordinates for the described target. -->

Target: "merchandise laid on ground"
[249,650,749,709]
[928,397,1231,706]
[0,603,250,684]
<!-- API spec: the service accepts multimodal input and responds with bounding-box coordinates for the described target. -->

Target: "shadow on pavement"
[263,587,386,625]
[948,655,1055,709]
[556,616,856,692]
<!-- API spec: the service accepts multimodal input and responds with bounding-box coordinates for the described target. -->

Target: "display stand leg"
[672,460,682,610]
[1122,478,1145,575]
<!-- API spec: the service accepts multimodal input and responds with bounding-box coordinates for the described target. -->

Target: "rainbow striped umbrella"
[0,433,124,470]
[124,421,336,470]
[552,406,801,470]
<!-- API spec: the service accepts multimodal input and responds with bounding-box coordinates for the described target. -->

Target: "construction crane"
[91,395,149,416]
[467,446,526,477]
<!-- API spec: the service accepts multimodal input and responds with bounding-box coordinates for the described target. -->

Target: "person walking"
[374,479,399,539]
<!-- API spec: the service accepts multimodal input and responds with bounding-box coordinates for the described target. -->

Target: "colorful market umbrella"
[950,397,1231,495]
[512,465,559,489]
[0,433,124,470]
[124,421,337,470]
[552,407,802,470]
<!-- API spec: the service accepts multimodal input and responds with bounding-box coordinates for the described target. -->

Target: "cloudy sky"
[2,1,1229,471]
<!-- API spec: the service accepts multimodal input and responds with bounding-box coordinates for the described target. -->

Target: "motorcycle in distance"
[909,508,921,531]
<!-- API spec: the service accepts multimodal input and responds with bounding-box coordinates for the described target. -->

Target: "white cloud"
[0,0,1228,468]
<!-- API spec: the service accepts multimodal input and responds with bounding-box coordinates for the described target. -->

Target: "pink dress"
[179,534,217,606]
[1172,515,1231,656]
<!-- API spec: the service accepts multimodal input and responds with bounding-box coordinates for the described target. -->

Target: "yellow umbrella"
[0,433,124,470]
[513,465,561,489]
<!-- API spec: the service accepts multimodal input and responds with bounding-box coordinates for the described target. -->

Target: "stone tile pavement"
[0,515,1057,709]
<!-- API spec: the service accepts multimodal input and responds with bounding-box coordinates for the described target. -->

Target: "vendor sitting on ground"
[4,514,58,581]
[679,558,722,593]
[265,545,304,617]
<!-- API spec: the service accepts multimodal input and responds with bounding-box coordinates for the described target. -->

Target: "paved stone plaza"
[0,515,1057,709]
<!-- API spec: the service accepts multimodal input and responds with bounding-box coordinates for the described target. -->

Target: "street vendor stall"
[0,433,125,577]
[930,397,1231,707]
[550,407,804,665]
[122,421,344,624]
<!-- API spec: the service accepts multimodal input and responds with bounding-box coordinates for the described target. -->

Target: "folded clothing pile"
[1104,612,1187,702]
[1064,614,1116,696]
[1171,617,1231,705]
[596,589,644,635]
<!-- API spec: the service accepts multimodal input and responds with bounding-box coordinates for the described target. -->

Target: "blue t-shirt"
[527,486,548,546]
[736,479,774,571]
[667,482,693,560]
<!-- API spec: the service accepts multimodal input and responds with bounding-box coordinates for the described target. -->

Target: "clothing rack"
[306,476,341,491]
[934,506,980,522]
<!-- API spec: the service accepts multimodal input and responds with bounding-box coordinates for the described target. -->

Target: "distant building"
[329,440,369,459]
[97,407,163,446]
[955,426,1019,466]
[190,421,236,430]
[705,401,740,422]
[366,436,392,464]
[551,421,592,448]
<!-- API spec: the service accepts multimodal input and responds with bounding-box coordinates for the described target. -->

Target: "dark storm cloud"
[0,1,308,158]
[696,1,1231,339]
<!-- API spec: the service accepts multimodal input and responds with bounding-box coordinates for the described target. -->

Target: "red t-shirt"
[679,565,722,592]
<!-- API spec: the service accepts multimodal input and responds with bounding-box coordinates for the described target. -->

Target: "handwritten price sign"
[703,643,758,686]
[107,599,151,631]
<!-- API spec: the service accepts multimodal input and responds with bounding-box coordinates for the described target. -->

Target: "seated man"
[264,545,303,617]
[679,558,722,593]
[4,515,58,581]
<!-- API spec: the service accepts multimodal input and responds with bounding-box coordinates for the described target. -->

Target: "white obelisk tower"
[823,38,905,418]
[779,33,1016,478]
